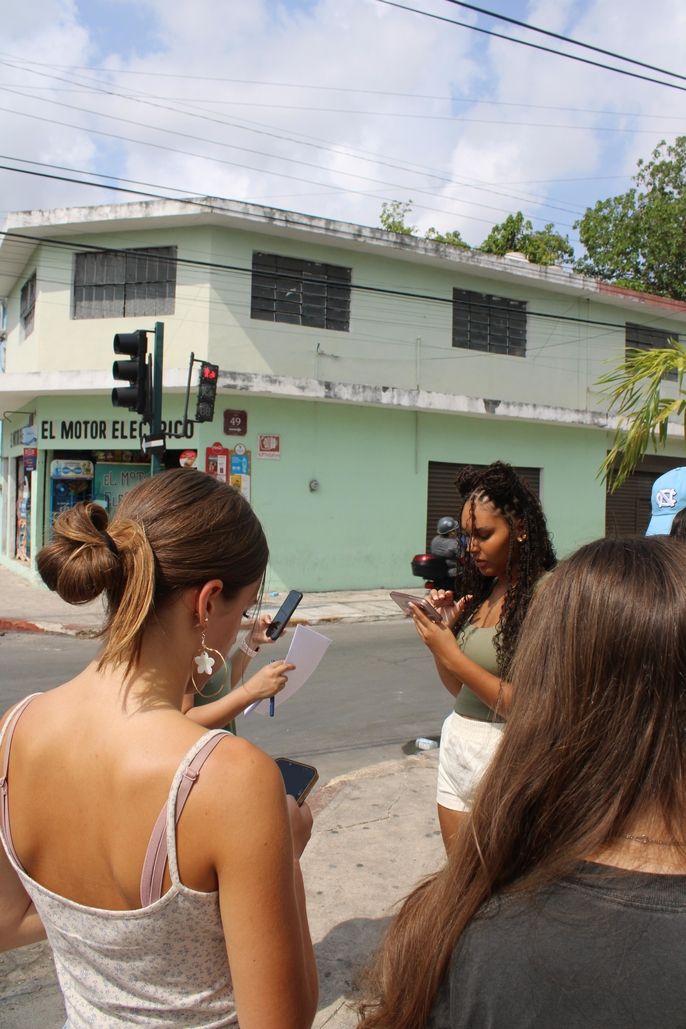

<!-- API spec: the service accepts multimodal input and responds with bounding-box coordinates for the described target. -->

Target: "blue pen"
[269,696,275,717]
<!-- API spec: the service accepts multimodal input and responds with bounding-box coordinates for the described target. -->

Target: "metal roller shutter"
[426,462,541,551]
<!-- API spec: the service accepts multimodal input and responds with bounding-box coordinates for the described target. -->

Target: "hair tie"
[101,530,119,557]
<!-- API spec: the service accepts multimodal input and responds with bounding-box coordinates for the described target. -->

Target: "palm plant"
[598,339,686,491]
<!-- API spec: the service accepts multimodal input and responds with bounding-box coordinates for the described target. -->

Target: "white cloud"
[1,0,685,254]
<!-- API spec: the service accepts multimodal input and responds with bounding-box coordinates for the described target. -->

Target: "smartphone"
[389,590,444,624]
[266,589,304,640]
[275,757,319,805]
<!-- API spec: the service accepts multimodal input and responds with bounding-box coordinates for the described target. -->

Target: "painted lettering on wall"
[39,419,195,444]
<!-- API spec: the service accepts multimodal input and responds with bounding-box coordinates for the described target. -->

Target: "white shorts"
[436,711,505,812]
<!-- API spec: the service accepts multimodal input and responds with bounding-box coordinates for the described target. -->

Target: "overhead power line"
[0,53,664,218]
[443,0,686,83]
[375,0,686,95]
[3,54,686,119]
[0,111,578,231]
[0,56,587,217]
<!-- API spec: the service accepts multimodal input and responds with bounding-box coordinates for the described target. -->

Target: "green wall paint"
[9,391,612,590]
[203,397,609,591]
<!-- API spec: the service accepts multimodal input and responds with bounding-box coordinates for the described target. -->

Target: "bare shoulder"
[0,694,39,738]
[185,735,290,873]
[200,734,284,815]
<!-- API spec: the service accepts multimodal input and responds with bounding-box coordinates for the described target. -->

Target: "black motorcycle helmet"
[436,516,458,535]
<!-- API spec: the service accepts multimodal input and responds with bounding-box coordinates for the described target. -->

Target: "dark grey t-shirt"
[427,862,686,1029]
[430,535,458,575]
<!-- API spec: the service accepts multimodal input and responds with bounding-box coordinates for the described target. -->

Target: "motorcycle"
[410,552,456,592]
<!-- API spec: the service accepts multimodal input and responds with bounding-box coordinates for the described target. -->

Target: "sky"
[1,0,686,255]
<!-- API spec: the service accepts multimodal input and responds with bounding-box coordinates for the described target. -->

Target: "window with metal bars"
[452,288,527,357]
[73,246,177,319]
[625,322,679,382]
[251,252,351,331]
[20,273,36,336]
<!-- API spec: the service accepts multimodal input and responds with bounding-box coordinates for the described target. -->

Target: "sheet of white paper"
[243,624,332,716]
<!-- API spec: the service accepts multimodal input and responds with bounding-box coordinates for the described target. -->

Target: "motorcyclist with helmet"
[429,516,459,591]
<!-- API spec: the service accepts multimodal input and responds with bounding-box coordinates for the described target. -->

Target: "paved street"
[0,620,447,783]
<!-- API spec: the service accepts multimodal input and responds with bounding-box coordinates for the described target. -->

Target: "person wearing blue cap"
[646,467,686,535]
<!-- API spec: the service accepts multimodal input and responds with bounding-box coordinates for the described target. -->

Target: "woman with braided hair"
[410,461,555,848]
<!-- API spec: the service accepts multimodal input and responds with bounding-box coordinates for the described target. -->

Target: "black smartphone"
[275,757,319,805]
[265,589,303,640]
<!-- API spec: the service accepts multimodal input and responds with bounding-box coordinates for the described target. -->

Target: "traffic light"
[195,361,219,422]
[112,330,149,418]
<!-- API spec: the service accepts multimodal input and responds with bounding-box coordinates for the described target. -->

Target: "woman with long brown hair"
[411,461,555,847]
[360,536,686,1028]
[0,469,317,1028]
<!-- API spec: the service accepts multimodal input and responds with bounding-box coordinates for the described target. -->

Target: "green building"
[1,197,685,590]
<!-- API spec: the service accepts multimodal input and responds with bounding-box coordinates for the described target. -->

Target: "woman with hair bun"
[410,461,555,848]
[360,537,686,1028]
[0,469,317,1029]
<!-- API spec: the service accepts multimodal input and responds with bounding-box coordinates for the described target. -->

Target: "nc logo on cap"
[656,488,678,509]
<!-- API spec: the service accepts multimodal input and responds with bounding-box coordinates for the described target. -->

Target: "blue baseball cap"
[646,467,686,535]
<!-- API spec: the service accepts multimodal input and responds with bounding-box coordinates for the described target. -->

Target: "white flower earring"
[191,620,228,699]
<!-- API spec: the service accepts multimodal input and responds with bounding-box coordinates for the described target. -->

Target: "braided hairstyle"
[453,461,556,676]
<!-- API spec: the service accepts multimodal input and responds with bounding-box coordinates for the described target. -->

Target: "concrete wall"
[3,227,213,375]
[7,222,683,419]
[2,389,612,590]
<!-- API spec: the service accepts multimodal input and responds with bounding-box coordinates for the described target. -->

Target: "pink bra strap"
[0,694,41,870]
[139,732,228,907]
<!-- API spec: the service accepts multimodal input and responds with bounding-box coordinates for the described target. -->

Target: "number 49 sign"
[223,410,247,436]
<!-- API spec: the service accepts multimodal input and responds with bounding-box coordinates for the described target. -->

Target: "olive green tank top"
[453,623,504,722]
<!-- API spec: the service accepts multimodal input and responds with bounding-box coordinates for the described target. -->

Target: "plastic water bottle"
[415,737,439,751]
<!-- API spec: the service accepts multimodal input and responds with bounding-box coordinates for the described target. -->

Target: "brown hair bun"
[37,502,124,605]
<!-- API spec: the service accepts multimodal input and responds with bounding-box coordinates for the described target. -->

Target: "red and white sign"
[23,447,38,472]
[179,450,197,469]
[205,441,229,482]
[258,434,281,460]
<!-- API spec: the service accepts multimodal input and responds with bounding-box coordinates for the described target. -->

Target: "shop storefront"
[1,398,197,574]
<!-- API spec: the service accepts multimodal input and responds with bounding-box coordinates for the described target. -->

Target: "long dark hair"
[454,461,555,675]
[358,536,686,1028]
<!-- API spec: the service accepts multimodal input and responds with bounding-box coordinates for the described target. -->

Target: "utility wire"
[0,74,584,219]
[0,54,649,215]
[0,54,610,218]
[442,0,686,83]
[5,60,686,121]
[375,0,686,95]
[0,118,577,230]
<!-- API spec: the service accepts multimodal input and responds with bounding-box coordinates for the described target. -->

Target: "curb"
[0,611,408,638]
[0,619,98,638]
[0,618,48,634]
[308,750,439,817]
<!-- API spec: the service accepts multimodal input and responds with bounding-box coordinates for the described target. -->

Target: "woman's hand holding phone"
[247,612,283,648]
[426,590,473,631]
[410,594,473,666]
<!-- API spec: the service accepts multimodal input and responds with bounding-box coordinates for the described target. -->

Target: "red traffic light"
[195,361,219,423]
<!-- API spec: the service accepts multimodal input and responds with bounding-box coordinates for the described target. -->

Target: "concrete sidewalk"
[0,752,444,1027]
[0,562,422,636]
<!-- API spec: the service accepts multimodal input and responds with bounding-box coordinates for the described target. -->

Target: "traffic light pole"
[150,321,164,475]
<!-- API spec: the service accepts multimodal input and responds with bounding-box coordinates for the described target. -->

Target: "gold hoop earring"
[191,625,228,699]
